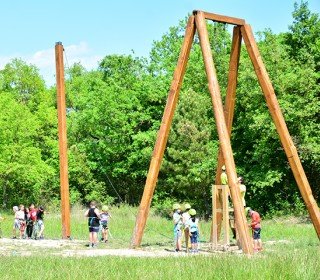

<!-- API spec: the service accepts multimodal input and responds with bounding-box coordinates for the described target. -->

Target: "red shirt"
[250,211,261,229]
[29,209,37,221]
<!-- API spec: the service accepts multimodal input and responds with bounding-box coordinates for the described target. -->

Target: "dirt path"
[0,238,243,257]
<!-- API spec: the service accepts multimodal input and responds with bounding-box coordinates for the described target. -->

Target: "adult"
[220,165,236,239]
[84,201,100,248]
[238,177,247,207]
[220,165,228,185]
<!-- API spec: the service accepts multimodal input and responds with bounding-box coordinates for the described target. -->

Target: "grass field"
[0,205,319,280]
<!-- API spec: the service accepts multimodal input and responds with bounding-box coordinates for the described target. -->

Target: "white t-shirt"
[186,218,199,233]
[182,212,190,226]
[16,210,25,220]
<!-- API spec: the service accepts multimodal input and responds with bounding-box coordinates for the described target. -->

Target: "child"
[16,205,26,239]
[186,208,200,253]
[12,206,19,239]
[100,205,111,243]
[27,204,37,239]
[172,203,182,252]
[246,207,262,252]
[84,201,100,248]
[36,206,45,239]
[182,203,191,251]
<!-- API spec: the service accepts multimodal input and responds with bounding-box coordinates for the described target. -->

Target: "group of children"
[84,201,111,248]
[171,165,263,253]
[12,204,45,240]
[172,203,200,253]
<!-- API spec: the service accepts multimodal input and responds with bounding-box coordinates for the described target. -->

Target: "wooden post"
[55,42,71,239]
[195,11,253,254]
[211,185,218,247]
[212,185,231,248]
[222,185,230,245]
[241,24,320,240]
[131,16,196,247]
[211,26,242,242]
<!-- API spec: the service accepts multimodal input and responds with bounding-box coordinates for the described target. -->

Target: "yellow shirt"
[220,172,228,185]
[239,184,246,206]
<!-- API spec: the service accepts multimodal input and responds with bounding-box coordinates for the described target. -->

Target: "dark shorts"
[190,231,198,243]
[89,226,99,233]
[252,228,261,240]
[101,222,108,230]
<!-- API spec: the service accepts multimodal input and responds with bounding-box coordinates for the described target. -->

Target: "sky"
[1,0,319,86]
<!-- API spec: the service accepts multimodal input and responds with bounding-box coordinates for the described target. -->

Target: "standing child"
[246,207,262,252]
[84,201,100,248]
[100,205,111,243]
[17,205,26,239]
[36,206,45,239]
[186,209,200,253]
[182,203,191,252]
[12,206,19,239]
[172,203,183,252]
[27,204,37,239]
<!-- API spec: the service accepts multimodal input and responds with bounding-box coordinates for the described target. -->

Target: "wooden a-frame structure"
[131,11,320,254]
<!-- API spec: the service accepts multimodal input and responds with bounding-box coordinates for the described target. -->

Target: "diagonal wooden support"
[241,24,320,240]
[211,26,242,242]
[195,11,253,254]
[131,16,196,248]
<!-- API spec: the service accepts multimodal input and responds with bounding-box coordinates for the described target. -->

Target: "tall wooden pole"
[210,26,242,242]
[55,42,71,239]
[241,24,320,239]
[195,11,253,254]
[131,16,196,247]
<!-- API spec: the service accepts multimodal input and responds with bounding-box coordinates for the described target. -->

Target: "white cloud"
[0,42,103,86]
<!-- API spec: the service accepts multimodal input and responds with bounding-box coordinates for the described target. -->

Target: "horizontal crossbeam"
[193,10,245,25]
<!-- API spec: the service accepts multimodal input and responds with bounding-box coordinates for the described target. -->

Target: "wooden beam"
[211,185,218,247]
[211,26,242,242]
[193,10,245,26]
[241,24,320,240]
[195,12,253,254]
[55,42,71,239]
[222,185,230,245]
[131,16,196,248]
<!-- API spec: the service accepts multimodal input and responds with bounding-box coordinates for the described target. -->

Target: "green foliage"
[0,3,319,217]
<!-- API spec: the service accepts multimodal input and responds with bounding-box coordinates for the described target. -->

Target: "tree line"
[0,2,319,216]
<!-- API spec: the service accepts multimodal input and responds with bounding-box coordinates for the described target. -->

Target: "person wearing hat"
[100,205,111,243]
[246,207,262,252]
[186,209,200,253]
[172,203,183,252]
[182,203,192,252]
[220,165,228,185]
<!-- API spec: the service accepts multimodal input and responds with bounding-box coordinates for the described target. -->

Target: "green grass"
[0,205,319,280]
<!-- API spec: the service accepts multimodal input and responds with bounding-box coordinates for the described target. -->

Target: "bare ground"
[0,238,245,258]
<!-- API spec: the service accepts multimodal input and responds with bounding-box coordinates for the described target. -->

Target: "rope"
[105,174,173,242]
